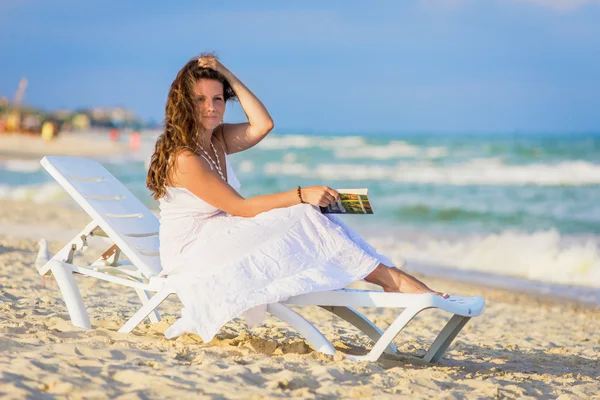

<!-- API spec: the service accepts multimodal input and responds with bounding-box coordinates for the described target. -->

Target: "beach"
[0,197,599,399]
[3,0,600,396]
[0,132,131,161]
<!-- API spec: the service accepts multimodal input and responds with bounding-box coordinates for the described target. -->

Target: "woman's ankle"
[365,264,397,291]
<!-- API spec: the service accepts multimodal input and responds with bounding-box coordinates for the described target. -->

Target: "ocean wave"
[237,160,255,173]
[396,203,511,223]
[334,141,447,160]
[366,229,600,288]
[389,202,600,234]
[256,135,448,160]
[0,159,43,173]
[257,135,367,150]
[0,182,69,203]
[0,154,147,176]
[263,159,600,186]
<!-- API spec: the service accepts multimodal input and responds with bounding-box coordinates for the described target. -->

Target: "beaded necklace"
[197,138,225,181]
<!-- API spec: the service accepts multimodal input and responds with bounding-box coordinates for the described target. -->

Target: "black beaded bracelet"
[297,186,305,204]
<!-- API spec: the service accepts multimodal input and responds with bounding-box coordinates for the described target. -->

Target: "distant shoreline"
[0,131,131,161]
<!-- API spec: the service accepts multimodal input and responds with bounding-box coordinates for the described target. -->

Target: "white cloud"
[421,0,600,12]
[419,0,471,9]
[515,0,600,12]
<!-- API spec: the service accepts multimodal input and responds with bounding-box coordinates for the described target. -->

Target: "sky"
[1,0,599,134]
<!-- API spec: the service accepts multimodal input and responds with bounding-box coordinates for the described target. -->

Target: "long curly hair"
[146,55,236,200]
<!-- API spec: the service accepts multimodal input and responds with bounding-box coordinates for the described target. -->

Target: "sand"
[0,198,599,399]
[0,132,130,160]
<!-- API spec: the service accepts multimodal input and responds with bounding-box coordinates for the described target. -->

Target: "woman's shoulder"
[167,147,214,186]
[173,146,198,158]
[172,147,210,167]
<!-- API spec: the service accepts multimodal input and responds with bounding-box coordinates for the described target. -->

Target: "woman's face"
[193,78,225,130]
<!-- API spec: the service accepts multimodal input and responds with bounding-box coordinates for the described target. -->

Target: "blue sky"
[1,0,599,133]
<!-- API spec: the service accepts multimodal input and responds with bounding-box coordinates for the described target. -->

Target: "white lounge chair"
[37,155,485,362]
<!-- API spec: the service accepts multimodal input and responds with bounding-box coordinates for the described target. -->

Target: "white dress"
[159,153,395,342]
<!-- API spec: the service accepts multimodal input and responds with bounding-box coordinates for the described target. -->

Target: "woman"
[147,54,447,343]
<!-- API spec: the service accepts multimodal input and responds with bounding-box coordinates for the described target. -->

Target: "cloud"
[515,0,600,12]
[419,0,470,9]
[421,0,600,12]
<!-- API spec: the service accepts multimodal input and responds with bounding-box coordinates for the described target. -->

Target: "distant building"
[72,113,91,130]
[55,109,72,120]
[22,114,42,132]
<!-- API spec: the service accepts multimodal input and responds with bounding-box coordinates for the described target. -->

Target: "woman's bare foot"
[387,268,448,297]
[365,264,448,298]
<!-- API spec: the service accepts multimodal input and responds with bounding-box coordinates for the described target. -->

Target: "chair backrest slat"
[41,156,162,278]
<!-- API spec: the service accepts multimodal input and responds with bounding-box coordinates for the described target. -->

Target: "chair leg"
[423,315,471,363]
[135,281,161,324]
[346,306,424,362]
[48,259,91,329]
[118,288,172,334]
[320,306,398,356]
[267,303,336,356]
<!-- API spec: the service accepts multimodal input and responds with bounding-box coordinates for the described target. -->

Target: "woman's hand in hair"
[300,186,340,207]
[198,55,227,74]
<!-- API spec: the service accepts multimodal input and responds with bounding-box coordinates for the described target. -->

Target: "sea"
[2,130,599,304]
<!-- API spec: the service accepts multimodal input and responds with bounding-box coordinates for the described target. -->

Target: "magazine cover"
[320,189,374,214]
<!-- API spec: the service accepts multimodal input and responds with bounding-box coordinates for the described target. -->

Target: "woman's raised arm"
[198,56,274,154]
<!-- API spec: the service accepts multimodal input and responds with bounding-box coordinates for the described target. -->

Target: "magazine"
[320,188,374,214]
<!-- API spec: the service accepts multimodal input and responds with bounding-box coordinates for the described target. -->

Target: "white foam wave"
[0,159,42,173]
[237,160,255,173]
[426,146,448,159]
[367,230,600,288]
[257,135,367,150]
[257,135,448,161]
[334,141,447,160]
[0,182,68,203]
[263,159,600,186]
[334,141,420,159]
